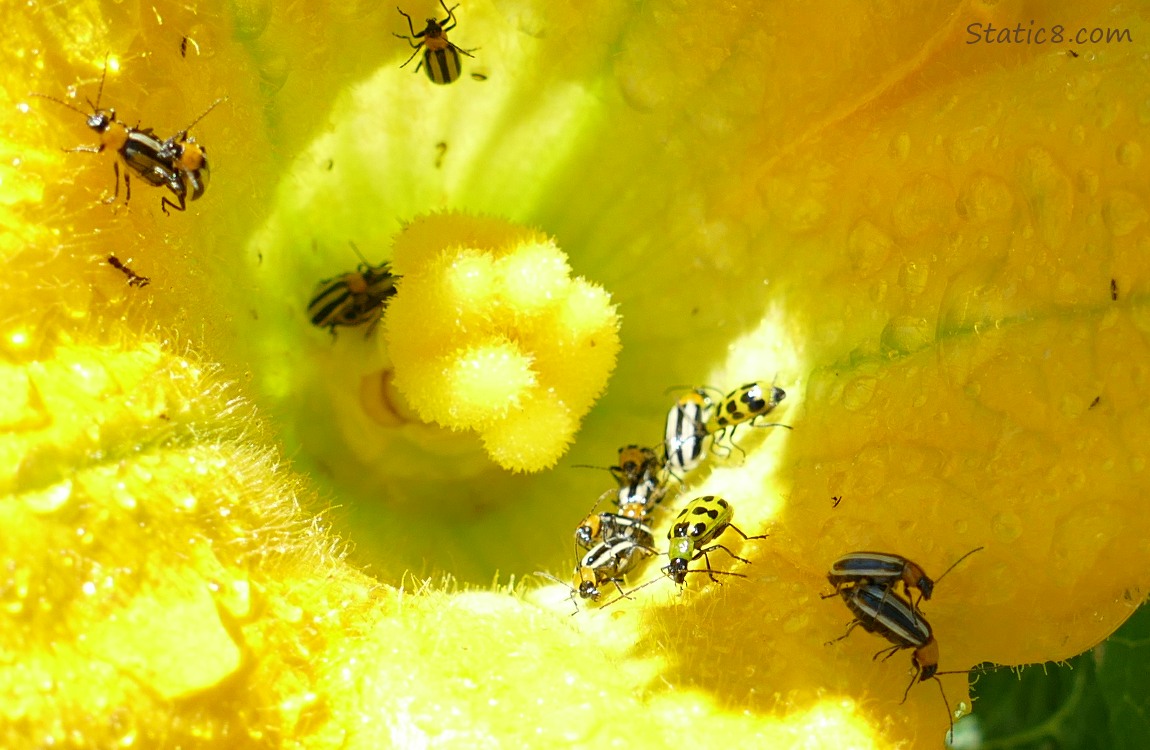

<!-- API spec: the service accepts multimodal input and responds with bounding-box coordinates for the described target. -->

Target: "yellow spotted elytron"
[707,382,791,459]
[664,495,767,584]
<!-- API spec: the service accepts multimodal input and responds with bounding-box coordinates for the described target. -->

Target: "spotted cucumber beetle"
[32,61,224,215]
[827,583,956,735]
[663,389,714,477]
[826,547,984,612]
[706,382,791,460]
[394,1,477,85]
[665,495,767,584]
[308,243,400,337]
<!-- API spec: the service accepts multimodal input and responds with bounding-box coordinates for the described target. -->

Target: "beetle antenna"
[601,572,663,608]
[933,546,985,586]
[532,571,580,615]
[92,55,109,110]
[348,241,370,265]
[179,96,227,135]
[28,92,90,118]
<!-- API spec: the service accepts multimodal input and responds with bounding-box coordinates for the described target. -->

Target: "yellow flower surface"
[2,1,1149,748]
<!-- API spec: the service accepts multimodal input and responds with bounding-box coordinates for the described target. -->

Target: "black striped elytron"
[33,60,223,215]
[394,1,477,85]
[308,249,399,336]
[663,389,713,477]
[826,547,984,610]
[828,582,957,735]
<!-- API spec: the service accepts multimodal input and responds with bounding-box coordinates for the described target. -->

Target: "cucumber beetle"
[827,583,956,736]
[706,381,791,460]
[538,535,655,609]
[153,97,226,215]
[574,510,654,551]
[32,61,164,210]
[663,389,714,477]
[576,444,669,513]
[32,61,224,215]
[308,243,401,337]
[826,547,984,612]
[664,495,767,584]
[574,535,655,601]
[394,1,476,85]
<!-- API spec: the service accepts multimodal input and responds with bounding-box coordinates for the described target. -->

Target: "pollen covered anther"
[383,212,621,472]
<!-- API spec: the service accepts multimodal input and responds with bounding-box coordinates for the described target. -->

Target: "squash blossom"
[2,1,1148,748]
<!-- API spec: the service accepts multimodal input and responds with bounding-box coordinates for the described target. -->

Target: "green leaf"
[957,603,1150,749]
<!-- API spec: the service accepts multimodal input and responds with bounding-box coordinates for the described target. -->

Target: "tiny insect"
[394,0,477,85]
[308,243,401,337]
[825,547,984,612]
[1089,396,1101,409]
[827,583,956,735]
[1111,278,1118,301]
[663,389,715,478]
[435,141,448,168]
[707,381,791,460]
[180,36,188,57]
[106,255,150,287]
[664,495,767,584]
[831,495,843,508]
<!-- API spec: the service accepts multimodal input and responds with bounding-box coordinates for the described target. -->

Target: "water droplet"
[892,174,956,238]
[880,316,932,355]
[22,478,74,514]
[1018,147,1073,248]
[956,173,1014,222]
[1102,191,1148,236]
[842,377,877,411]
[1076,168,1100,197]
[947,127,989,165]
[782,610,809,634]
[898,262,930,296]
[847,219,893,276]
[1116,141,1142,168]
[992,511,1022,542]
[891,132,910,161]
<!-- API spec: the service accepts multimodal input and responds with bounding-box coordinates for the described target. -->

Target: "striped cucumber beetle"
[574,510,654,551]
[575,444,669,517]
[394,1,476,85]
[308,243,400,337]
[538,535,655,609]
[663,389,714,478]
[827,583,956,736]
[152,97,226,215]
[665,495,767,584]
[707,381,791,460]
[32,61,224,215]
[574,535,655,602]
[826,547,984,611]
